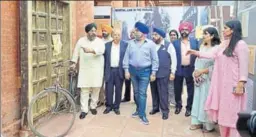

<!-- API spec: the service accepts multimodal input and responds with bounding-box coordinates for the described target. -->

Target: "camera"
[237,111,256,137]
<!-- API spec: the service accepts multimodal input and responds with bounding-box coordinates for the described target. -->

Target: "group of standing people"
[71,18,249,137]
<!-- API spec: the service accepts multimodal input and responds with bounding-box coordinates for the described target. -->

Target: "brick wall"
[75,1,94,40]
[112,1,123,7]
[0,1,94,137]
[1,1,21,137]
[72,1,94,48]
[72,2,77,48]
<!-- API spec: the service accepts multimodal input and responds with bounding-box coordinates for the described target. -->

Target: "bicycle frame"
[27,59,77,137]
[68,69,78,98]
[45,60,77,110]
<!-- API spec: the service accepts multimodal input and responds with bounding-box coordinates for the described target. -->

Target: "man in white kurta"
[71,23,105,119]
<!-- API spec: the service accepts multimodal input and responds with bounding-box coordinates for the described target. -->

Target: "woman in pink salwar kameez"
[186,20,249,137]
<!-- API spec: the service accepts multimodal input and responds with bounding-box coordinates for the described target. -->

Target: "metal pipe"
[214,6,218,29]
[0,1,2,135]
[234,1,239,18]
[208,6,211,25]
[219,6,224,39]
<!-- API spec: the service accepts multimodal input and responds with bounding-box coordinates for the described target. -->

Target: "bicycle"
[68,66,80,108]
[27,60,77,137]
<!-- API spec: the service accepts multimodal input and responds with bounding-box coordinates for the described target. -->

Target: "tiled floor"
[36,87,220,137]
[65,103,219,137]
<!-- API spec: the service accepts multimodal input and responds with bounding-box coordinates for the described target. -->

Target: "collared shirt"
[156,40,177,74]
[102,37,113,44]
[111,42,120,67]
[181,39,191,65]
[123,39,159,75]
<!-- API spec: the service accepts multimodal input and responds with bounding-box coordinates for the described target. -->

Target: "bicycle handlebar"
[54,60,72,68]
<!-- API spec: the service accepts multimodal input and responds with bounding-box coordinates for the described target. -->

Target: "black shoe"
[162,114,169,120]
[90,109,97,115]
[185,110,191,117]
[149,109,160,115]
[113,109,120,115]
[97,102,104,108]
[103,108,112,114]
[175,108,181,114]
[121,98,130,103]
[79,112,87,119]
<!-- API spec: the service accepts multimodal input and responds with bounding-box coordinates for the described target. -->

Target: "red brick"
[112,1,123,8]
[1,1,156,137]
[0,1,94,136]
[1,1,20,137]
[75,1,94,39]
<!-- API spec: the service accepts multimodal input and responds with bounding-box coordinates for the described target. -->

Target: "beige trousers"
[80,87,100,113]
[98,78,105,103]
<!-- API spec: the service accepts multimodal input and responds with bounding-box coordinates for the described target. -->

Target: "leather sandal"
[189,125,202,130]
[202,128,215,133]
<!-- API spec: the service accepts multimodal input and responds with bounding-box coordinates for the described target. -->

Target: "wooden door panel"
[31,1,70,117]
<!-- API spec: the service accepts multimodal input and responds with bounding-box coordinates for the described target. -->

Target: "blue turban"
[153,28,166,38]
[135,22,149,34]
[85,23,97,33]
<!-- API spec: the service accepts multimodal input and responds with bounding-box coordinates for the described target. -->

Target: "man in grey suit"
[103,29,128,115]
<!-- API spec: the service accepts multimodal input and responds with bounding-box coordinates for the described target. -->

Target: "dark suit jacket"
[172,38,199,77]
[104,40,128,82]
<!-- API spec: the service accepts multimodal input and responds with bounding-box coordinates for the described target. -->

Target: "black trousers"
[123,79,131,100]
[174,75,194,110]
[105,68,124,109]
[150,76,169,114]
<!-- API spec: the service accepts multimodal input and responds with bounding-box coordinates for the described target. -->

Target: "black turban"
[85,23,97,33]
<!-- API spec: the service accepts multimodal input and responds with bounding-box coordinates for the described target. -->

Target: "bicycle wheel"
[27,87,76,137]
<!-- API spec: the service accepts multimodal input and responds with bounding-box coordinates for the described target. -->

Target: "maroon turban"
[178,21,193,32]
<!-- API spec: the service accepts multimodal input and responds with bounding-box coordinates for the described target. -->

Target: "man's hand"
[150,74,156,82]
[125,72,130,80]
[169,73,175,81]
[81,47,93,53]
[70,63,76,70]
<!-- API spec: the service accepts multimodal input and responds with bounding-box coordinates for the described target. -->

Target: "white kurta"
[72,37,105,88]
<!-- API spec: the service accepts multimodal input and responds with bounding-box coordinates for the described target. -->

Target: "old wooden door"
[31,1,71,117]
